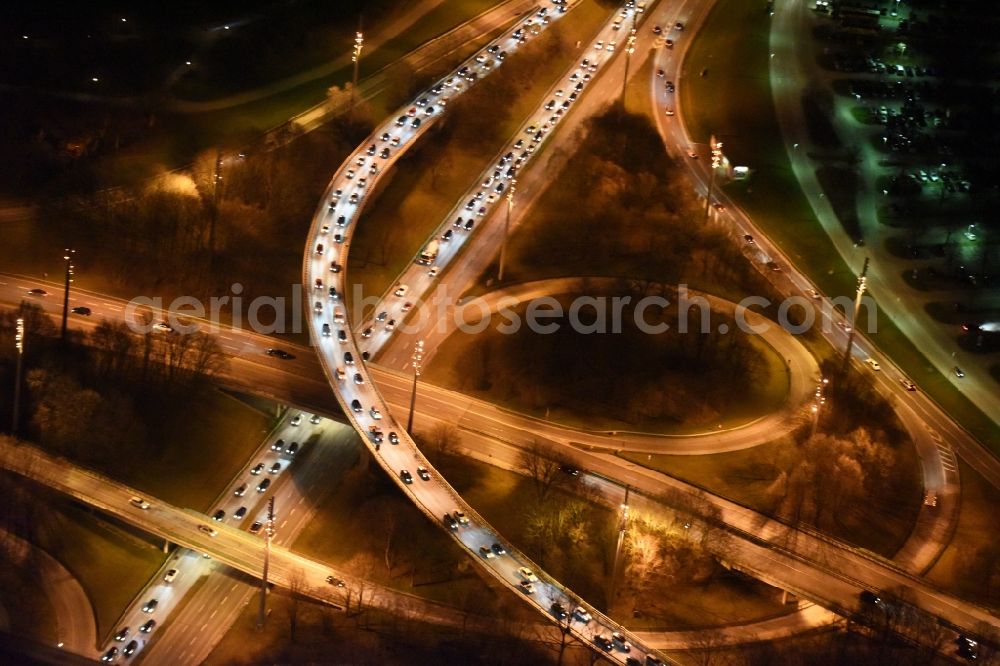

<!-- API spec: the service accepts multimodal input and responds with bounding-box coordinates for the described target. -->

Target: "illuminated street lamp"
[609,485,630,604]
[60,249,75,341]
[350,31,364,120]
[619,22,638,107]
[12,317,24,435]
[406,340,424,434]
[704,136,724,223]
[810,377,829,437]
[256,497,276,630]
[842,257,870,372]
[497,177,517,282]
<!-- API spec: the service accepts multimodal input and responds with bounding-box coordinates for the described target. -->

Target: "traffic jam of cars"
[304,1,665,664]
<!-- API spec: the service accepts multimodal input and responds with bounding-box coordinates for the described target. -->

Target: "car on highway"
[271,439,285,452]
[256,478,271,493]
[443,514,458,530]
[805,289,821,300]
[900,378,917,391]
[310,414,322,425]
[139,620,156,633]
[400,469,413,484]
[249,522,263,534]
[265,348,294,360]
[394,284,409,297]
[114,627,130,641]
[129,496,151,510]
[101,647,119,662]
[656,68,664,78]
[370,406,382,419]
[664,107,674,116]
[454,510,469,525]
[652,25,662,34]
[234,506,247,520]
[123,640,138,657]
[665,38,673,48]
[389,431,399,445]
[478,545,495,558]
[417,466,431,481]
[611,631,631,652]
[198,525,217,537]
[350,399,362,413]
[864,358,881,371]
[674,21,684,30]
[212,509,225,521]
[354,372,364,385]
[269,462,281,474]
[141,598,158,613]
[491,542,507,556]
[519,580,535,594]
[343,351,354,365]
[592,635,613,651]
[326,575,346,587]
[665,81,675,93]
[287,442,300,456]
[153,321,173,333]
[251,463,264,475]
[924,492,938,507]
[766,261,782,272]
[234,484,247,496]
[27,288,47,296]
[71,306,92,315]
[573,607,592,623]
[954,366,965,378]
[560,464,580,476]
[517,566,538,582]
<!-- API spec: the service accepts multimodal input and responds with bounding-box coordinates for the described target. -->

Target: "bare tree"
[284,567,305,642]
[426,423,461,457]
[518,440,567,504]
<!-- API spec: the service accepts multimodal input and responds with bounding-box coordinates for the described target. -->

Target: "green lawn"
[0,551,58,644]
[680,0,1000,451]
[34,498,166,640]
[926,460,1000,610]
[122,389,272,513]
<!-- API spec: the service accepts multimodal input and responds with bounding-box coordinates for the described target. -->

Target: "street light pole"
[704,136,724,223]
[609,485,630,606]
[619,19,637,107]
[810,377,828,438]
[12,317,24,435]
[842,257,870,372]
[256,497,275,630]
[406,340,424,434]
[497,177,517,282]
[60,248,75,342]
[350,31,364,121]
[209,150,222,259]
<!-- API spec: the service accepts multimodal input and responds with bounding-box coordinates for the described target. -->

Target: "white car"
[517,566,538,582]
[864,358,881,371]
[163,569,178,583]
[129,496,151,510]
[394,284,409,297]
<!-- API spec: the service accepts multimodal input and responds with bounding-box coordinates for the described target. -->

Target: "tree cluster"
[765,429,895,534]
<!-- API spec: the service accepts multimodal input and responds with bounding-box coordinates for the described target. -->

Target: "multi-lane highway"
[304,1,679,663]
[1,0,1000,660]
